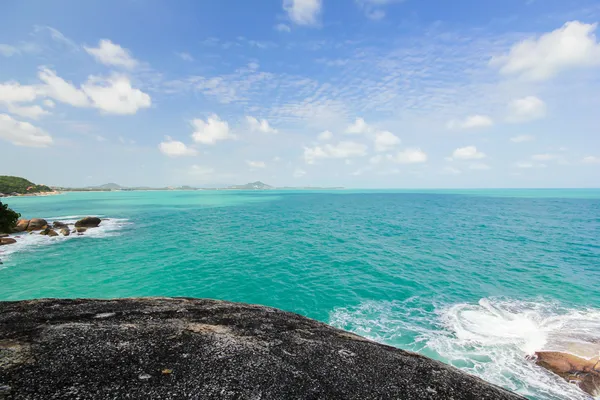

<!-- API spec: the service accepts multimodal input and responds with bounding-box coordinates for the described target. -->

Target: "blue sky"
[1,0,599,188]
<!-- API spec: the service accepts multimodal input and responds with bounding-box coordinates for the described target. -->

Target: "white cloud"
[374,130,401,152]
[507,96,546,123]
[176,52,194,61]
[451,146,486,160]
[0,82,37,103]
[246,116,278,133]
[390,148,427,164]
[191,114,234,144]
[369,154,384,164]
[189,165,215,176]
[275,23,292,32]
[510,135,534,143]
[442,166,461,175]
[355,0,403,20]
[84,39,138,69]
[283,0,322,26]
[0,44,18,57]
[491,21,600,81]
[469,163,491,170]
[582,156,600,164]
[447,115,493,130]
[82,75,151,115]
[38,68,90,107]
[247,160,266,168]
[531,153,559,161]
[293,168,306,177]
[345,117,370,134]
[516,161,546,169]
[304,141,367,164]
[43,99,55,108]
[0,113,53,147]
[318,130,333,141]
[6,104,50,119]
[158,136,198,157]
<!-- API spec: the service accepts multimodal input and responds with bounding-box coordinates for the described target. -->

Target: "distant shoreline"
[1,191,62,199]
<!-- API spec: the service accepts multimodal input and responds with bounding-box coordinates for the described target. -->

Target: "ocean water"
[1,189,599,399]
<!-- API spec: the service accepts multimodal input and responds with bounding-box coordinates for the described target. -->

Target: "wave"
[0,217,130,263]
[330,297,600,400]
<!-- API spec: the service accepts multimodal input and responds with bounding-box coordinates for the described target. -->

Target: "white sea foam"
[0,217,130,263]
[330,298,600,400]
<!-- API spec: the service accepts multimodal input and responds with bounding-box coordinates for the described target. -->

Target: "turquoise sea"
[1,189,599,399]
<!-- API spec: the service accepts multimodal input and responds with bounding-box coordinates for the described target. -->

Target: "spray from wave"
[330,297,600,400]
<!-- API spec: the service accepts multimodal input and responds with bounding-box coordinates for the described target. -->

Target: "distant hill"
[89,183,123,190]
[0,176,52,195]
[226,181,274,190]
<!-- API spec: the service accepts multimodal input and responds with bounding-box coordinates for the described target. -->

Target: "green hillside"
[0,176,52,195]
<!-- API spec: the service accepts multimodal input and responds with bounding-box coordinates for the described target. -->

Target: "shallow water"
[2,189,599,399]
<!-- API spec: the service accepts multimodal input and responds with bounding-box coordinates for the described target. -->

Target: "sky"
[0,0,599,188]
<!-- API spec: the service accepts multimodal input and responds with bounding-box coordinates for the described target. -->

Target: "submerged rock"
[0,298,525,400]
[75,217,101,228]
[26,219,47,231]
[535,351,600,397]
[14,219,29,232]
[0,238,16,246]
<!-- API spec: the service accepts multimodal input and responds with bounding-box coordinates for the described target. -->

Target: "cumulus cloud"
[283,0,322,26]
[304,141,367,164]
[191,114,234,144]
[84,39,138,69]
[345,117,370,134]
[247,160,266,168]
[507,96,546,123]
[447,115,493,130]
[582,156,600,164]
[0,113,53,147]
[82,75,151,115]
[246,116,277,133]
[6,104,50,119]
[374,130,401,152]
[0,82,38,103]
[158,136,198,157]
[491,21,600,81]
[450,146,486,160]
[510,135,534,143]
[37,68,90,107]
[389,148,427,164]
[318,130,333,141]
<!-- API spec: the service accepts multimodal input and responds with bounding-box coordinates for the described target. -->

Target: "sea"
[1,189,599,400]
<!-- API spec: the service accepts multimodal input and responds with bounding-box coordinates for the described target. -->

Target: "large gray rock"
[74,217,101,228]
[0,298,524,400]
[26,218,47,231]
[0,237,16,246]
[14,220,29,232]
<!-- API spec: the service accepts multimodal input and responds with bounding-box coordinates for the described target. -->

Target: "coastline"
[1,191,62,199]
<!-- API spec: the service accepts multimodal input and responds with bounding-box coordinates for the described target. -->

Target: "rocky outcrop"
[76,227,87,234]
[26,218,47,231]
[535,351,600,397]
[0,237,16,246]
[60,228,70,236]
[53,221,67,229]
[0,298,525,400]
[74,217,101,228]
[14,219,29,232]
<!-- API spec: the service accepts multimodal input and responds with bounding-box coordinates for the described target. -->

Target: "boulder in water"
[75,227,87,234]
[53,221,67,229]
[27,219,47,231]
[60,228,70,236]
[14,219,29,232]
[0,237,16,246]
[535,351,600,397]
[47,229,59,237]
[0,298,525,400]
[74,217,101,228]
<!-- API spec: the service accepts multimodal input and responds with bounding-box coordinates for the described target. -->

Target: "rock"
[27,218,48,231]
[74,217,101,228]
[0,238,17,246]
[0,234,8,238]
[60,228,70,236]
[535,351,600,397]
[14,219,29,232]
[0,298,524,400]
[75,227,87,234]
[47,229,59,237]
[53,221,67,229]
